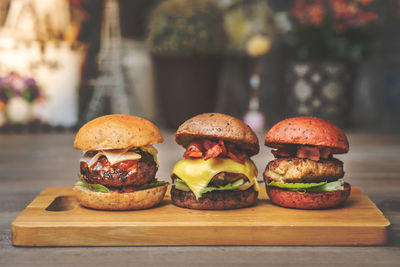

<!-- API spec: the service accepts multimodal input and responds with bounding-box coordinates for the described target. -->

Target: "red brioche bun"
[265,116,349,154]
[267,183,351,209]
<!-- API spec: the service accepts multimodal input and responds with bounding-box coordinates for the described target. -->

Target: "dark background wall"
[79,0,400,133]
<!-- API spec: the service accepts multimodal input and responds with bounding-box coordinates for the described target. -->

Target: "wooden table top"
[1,132,399,266]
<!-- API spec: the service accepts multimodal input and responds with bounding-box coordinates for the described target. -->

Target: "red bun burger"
[73,114,167,210]
[171,113,260,210]
[264,116,350,209]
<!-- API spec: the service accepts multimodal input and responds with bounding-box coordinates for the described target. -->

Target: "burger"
[170,113,260,210]
[263,116,350,209]
[73,114,167,210]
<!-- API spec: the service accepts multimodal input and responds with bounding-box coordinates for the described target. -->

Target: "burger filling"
[264,145,345,193]
[76,145,166,193]
[172,139,259,199]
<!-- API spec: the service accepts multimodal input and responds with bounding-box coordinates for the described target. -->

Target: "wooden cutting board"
[11,186,390,246]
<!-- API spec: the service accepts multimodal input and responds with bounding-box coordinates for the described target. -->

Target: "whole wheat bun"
[266,182,351,209]
[73,184,168,210]
[175,113,259,156]
[74,114,163,151]
[265,116,349,154]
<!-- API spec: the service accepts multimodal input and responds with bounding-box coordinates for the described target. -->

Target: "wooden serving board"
[11,186,390,246]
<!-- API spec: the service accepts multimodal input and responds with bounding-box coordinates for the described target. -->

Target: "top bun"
[265,116,349,154]
[175,113,259,156]
[74,114,163,151]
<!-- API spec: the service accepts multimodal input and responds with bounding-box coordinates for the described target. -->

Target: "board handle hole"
[46,196,78,211]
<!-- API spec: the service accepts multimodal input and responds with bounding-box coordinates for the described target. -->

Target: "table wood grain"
[1,132,399,266]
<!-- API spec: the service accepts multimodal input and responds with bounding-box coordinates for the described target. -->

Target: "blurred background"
[0,0,399,133]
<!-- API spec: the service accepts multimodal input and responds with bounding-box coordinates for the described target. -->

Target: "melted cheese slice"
[171,158,259,199]
[80,145,158,167]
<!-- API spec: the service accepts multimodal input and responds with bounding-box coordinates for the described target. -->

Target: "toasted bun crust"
[170,186,258,210]
[266,183,351,209]
[73,184,167,210]
[265,117,349,154]
[175,113,259,156]
[74,114,163,151]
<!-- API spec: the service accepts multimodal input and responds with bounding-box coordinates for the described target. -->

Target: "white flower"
[6,97,32,123]
[275,12,292,33]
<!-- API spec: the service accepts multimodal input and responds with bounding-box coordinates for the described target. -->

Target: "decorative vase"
[152,56,222,129]
[286,61,353,127]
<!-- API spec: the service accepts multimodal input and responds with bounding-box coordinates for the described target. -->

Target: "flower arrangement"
[287,0,379,62]
[0,72,44,125]
[221,0,276,57]
[148,0,226,56]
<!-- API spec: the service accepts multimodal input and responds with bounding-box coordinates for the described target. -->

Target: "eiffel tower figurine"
[84,0,130,121]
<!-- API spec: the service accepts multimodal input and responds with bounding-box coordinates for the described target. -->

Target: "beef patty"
[80,152,157,188]
[264,157,344,183]
[171,186,258,210]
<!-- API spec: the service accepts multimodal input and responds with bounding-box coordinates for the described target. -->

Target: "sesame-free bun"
[73,183,168,210]
[175,113,259,156]
[265,117,349,154]
[74,114,163,151]
[266,182,351,209]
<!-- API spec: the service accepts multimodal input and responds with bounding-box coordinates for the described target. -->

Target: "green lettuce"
[175,178,245,198]
[75,180,110,193]
[268,181,327,189]
[305,180,344,192]
[136,178,167,190]
[268,180,344,193]
[76,174,166,193]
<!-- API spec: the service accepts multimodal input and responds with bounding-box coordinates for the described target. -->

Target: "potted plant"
[148,0,227,128]
[283,0,378,127]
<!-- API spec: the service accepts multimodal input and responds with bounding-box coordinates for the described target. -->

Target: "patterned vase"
[286,61,353,127]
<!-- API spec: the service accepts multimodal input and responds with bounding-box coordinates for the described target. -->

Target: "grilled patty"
[80,152,157,188]
[171,186,258,210]
[263,157,344,183]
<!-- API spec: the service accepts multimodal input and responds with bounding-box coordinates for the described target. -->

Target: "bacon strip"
[296,145,320,161]
[226,143,246,163]
[204,143,223,160]
[320,147,332,159]
[271,146,296,158]
[219,139,227,157]
[183,139,247,163]
[185,151,203,158]
[183,140,204,159]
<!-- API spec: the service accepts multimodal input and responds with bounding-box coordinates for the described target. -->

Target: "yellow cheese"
[140,145,159,167]
[80,145,158,167]
[171,158,259,199]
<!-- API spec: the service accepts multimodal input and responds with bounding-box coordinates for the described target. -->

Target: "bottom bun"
[266,182,351,209]
[171,186,258,210]
[73,184,168,210]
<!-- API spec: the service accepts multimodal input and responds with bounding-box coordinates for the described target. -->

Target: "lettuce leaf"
[268,180,345,193]
[175,178,245,198]
[75,180,110,193]
[175,178,191,191]
[268,181,327,189]
[76,174,166,193]
[306,180,344,192]
[136,178,167,190]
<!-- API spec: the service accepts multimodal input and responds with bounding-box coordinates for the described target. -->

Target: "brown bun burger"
[264,116,350,209]
[170,113,260,210]
[73,114,167,210]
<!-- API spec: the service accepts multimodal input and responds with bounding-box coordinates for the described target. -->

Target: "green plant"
[287,0,379,62]
[148,0,226,56]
